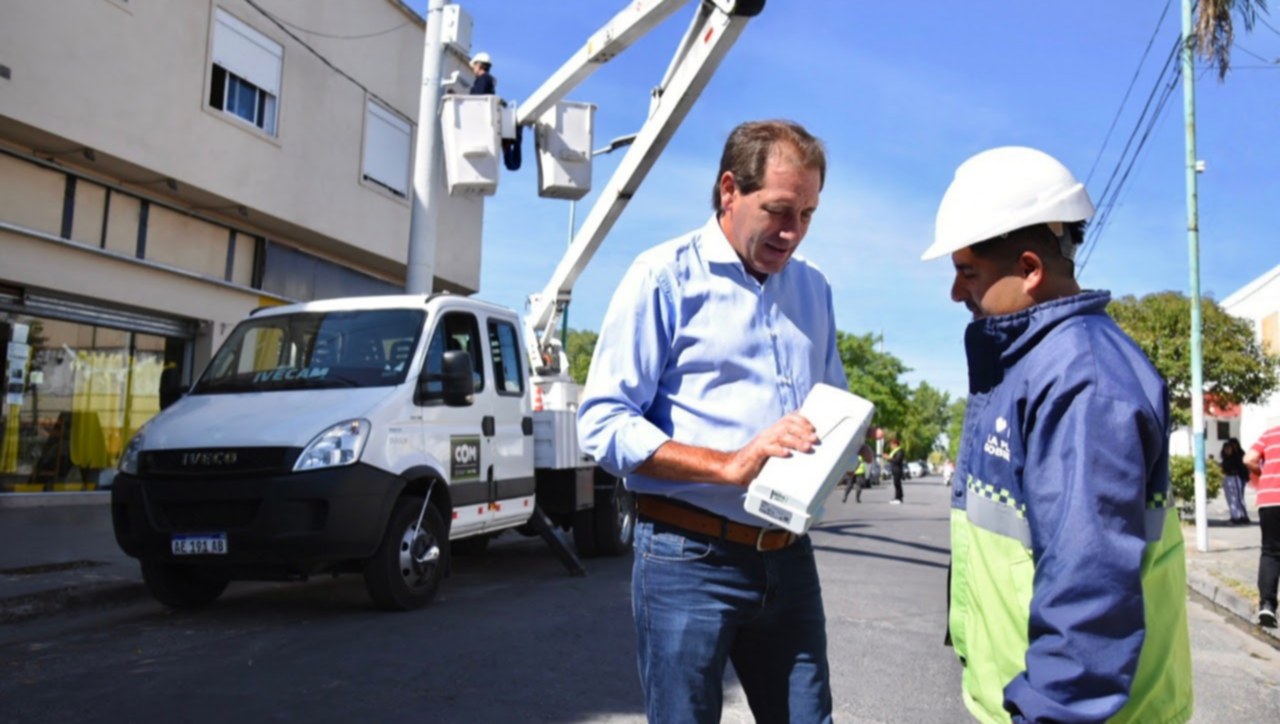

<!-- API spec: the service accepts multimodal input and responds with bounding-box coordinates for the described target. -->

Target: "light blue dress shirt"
[577,215,849,525]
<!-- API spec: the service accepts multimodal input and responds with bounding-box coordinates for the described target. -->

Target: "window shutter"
[213,9,283,97]
[363,102,413,196]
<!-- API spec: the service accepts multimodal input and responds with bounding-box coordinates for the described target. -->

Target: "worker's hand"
[721,413,818,486]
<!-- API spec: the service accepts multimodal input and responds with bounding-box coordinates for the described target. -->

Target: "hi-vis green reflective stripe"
[965,475,1031,548]
[964,475,1173,547]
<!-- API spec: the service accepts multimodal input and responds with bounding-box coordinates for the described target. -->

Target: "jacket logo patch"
[983,435,1011,462]
[995,417,1008,434]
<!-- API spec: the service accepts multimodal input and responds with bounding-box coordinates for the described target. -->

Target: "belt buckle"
[757,529,795,551]
[755,528,769,551]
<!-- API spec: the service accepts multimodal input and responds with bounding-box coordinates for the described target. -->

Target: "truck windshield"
[192,309,426,394]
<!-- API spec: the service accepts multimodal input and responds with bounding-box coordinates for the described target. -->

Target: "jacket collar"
[964,290,1112,394]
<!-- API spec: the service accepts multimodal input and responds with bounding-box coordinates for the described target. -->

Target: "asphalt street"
[1,475,1278,723]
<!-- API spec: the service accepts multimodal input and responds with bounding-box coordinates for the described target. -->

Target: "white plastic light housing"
[294,419,370,472]
[118,428,146,475]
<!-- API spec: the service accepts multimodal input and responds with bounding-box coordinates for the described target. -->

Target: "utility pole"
[1182,0,1208,552]
[406,0,447,295]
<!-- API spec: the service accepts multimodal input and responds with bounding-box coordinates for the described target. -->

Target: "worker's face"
[720,150,821,278]
[471,62,486,75]
[950,246,1033,320]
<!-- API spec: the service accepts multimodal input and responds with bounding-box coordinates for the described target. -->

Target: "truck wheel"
[140,561,229,609]
[594,474,635,557]
[364,497,447,611]
[572,508,598,558]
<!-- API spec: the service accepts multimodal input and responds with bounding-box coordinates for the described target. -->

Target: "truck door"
[420,310,491,537]
[483,316,536,528]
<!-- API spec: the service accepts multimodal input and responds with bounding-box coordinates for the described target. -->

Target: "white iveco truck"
[112,0,767,610]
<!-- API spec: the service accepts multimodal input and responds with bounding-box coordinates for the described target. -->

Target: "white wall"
[1222,264,1280,447]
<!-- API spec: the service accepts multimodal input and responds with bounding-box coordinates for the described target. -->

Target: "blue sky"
[407,0,1280,399]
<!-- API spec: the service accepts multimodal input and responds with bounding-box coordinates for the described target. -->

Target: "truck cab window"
[422,312,485,400]
[193,309,425,394]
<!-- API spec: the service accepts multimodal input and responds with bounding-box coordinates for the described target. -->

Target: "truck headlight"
[118,429,146,475]
[294,419,370,472]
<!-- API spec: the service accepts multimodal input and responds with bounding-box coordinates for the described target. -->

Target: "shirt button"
[770,329,778,338]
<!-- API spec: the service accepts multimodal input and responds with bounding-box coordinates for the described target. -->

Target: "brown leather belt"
[636,494,799,552]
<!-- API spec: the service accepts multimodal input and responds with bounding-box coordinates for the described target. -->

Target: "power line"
[1086,0,1174,185]
[265,14,411,40]
[1078,36,1183,275]
[242,0,406,117]
[1234,43,1278,64]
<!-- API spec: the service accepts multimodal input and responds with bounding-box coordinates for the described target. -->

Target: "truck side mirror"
[419,349,475,407]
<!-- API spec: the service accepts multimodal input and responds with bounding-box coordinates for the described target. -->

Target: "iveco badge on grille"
[181,451,239,466]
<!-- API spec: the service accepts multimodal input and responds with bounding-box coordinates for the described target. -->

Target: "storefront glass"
[1,313,185,493]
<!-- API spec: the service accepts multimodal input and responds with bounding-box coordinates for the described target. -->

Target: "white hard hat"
[472,52,491,65]
[922,146,1095,261]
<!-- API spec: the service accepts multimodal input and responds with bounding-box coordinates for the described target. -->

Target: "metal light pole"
[562,133,638,341]
[1182,0,1208,552]
[406,0,447,295]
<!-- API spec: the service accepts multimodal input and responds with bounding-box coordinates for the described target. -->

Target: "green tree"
[1195,0,1271,80]
[946,397,967,462]
[1108,292,1280,426]
[838,331,910,432]
[565,328,598,386]
[901,382,950,460]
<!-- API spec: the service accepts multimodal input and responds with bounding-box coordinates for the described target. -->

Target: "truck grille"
[139,448,300,479]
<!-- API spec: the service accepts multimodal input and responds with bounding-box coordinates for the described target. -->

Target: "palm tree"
[1195,0,1271,79]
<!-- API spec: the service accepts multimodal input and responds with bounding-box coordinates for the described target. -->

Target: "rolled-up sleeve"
[577,260,675,477]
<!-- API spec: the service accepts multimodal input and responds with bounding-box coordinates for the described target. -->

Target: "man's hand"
[720,413,818,487]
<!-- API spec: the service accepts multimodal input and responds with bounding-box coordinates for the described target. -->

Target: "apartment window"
[363,101,412,197]
[209,9,282,136]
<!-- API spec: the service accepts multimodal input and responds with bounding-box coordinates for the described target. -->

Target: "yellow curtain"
[70,351,165,469]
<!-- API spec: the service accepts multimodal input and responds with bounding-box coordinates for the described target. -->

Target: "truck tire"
[593,474,635,557]
[364,497,447,611]
[572,508,598,558]
[140,561,229,609]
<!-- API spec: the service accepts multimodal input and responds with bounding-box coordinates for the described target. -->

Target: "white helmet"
[472,52,492,66]
[922,146,1095,261]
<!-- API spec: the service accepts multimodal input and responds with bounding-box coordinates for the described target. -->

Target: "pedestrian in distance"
[469,52,496,95]
[883,436,905,504]
[923,146,1192,724]
[578,119,844,724]
[1220,437,1251,524]
[842,444,874,503]
[1244,425,1280,628]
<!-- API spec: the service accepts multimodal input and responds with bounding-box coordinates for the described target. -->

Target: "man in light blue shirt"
[578,120,847,724]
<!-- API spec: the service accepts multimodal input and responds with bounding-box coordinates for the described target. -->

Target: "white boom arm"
[524,0,765,375]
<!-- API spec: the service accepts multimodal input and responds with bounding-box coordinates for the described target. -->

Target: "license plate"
[171,534,227,555]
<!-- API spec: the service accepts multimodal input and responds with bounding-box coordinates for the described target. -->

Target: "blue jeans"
[632,518,834,724]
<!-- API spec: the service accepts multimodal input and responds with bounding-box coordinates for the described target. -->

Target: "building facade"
[0,0,483,495]
[1222,263,1280,449]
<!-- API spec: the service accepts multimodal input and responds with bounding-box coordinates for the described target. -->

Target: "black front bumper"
[112,463,404,576]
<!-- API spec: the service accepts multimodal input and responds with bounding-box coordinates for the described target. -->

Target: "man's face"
[950,246,1032,320]
[721,151,821,278]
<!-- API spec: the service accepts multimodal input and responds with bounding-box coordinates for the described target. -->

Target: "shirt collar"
[698,214,743,266]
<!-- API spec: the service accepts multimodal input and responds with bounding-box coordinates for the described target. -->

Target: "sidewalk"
[0,496,147,623]
[0,488,1276,636]
[1182,483,1276,641]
